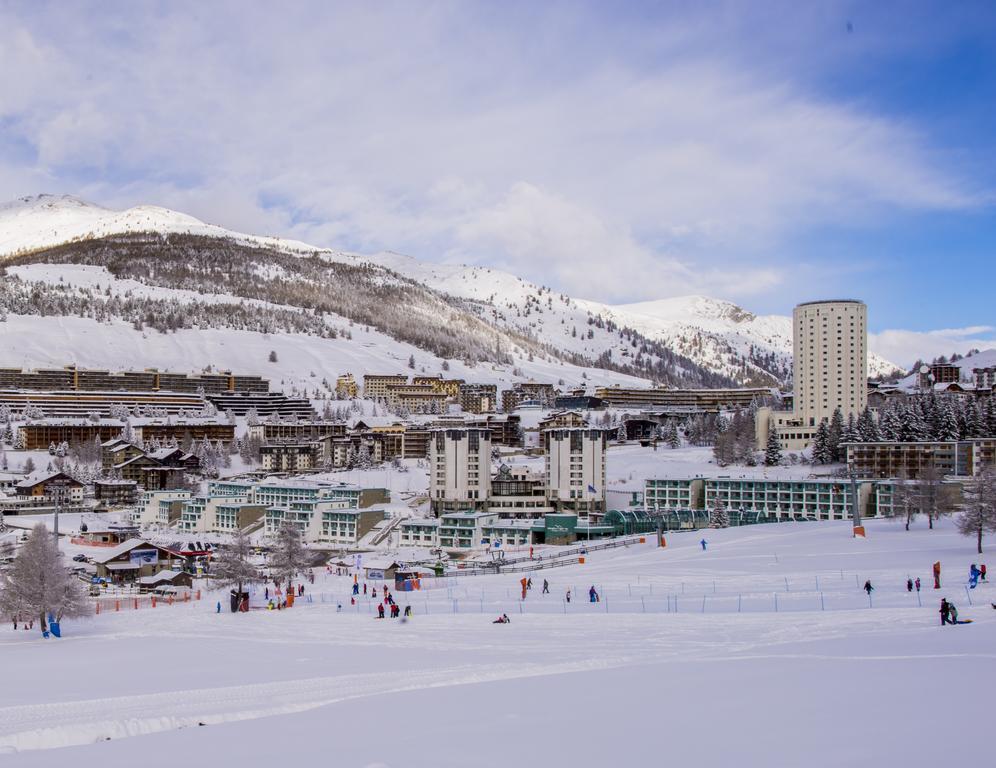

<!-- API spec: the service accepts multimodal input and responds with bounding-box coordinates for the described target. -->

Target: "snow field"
[1,516,994,766]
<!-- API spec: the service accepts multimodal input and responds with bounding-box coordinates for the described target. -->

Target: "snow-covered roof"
[92,539,184,564]
[15,471,82,489]
[138,569,187,585]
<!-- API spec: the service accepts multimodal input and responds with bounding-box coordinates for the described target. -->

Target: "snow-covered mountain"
[0,195,900,390]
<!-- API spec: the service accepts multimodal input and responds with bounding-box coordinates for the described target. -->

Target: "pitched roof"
[92,539,185,564]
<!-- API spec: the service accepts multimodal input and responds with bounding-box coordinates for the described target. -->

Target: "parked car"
[72,554,88,563]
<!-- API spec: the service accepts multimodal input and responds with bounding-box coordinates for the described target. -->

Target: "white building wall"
[429,428,491,509]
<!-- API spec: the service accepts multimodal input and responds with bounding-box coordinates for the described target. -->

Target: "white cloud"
[870,327,996,369]
[0,3,988,309]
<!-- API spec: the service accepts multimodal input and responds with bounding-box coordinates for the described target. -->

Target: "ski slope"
[1,517,992,766]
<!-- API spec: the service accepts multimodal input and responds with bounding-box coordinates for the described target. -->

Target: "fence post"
[519,601,523,614]
[868,593,873,608]
[774,593,778,612]
[738,594,742,613]
[96,602,100,615]
[701,595,706,613]
[815,575,819,591]
[713,580,716,594]
[115,600,120,612]
[641,597,646,613]
[134,597,138,610]
[820,593,825,611]
[916,591,922,608]
[784,577,789,592]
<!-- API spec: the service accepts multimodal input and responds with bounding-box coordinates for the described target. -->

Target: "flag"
[587,484,597,494]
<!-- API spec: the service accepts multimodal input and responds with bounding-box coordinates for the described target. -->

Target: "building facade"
[429,427,492,514]
[543,428,607,519]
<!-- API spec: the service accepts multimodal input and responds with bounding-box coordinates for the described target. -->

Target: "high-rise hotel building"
[793,300,868,427]
[757,299,868,450]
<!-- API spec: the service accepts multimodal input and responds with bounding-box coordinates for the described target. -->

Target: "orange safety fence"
[92,589,201,615]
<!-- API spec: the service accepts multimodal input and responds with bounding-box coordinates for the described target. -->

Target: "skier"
[372,587,377,599]
[404,605,412,617]
[915,577,921,592]
[863,580,873,596]
[700,539,707,551]
[542,579,549,594]
[566,590,571,603]
[981,564,988,582]
[377,603,385,619]
[352,582,359,596]
[949,601,959,624]
[906,578,913,593]
[589,586,598,603]
[527,578,533,591]
[265,586,269,601]
[939,598,951,626]
[969,564,981,589]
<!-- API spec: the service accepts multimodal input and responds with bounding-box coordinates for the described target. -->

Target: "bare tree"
[0,523,92,634]
[956,467,996,554]
[211,530,260,610]
[916,463,956,530]
[269,521,308,590]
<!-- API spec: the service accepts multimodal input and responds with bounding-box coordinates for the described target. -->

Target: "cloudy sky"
[1,1,994,365]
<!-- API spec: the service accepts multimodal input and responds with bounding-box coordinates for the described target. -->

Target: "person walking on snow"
[863,580,873,596]
[939,598,951,626]
[377,603,385,619]
[566,590,571,603]
[981,564,987,582]
[542,579,549,594]
[589,586,598,603]
[907,578,913,593]
[915,577,921,592]
[700,539,707,551]
[527,578,533,590]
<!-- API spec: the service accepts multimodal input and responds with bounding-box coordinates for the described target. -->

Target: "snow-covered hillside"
[0,195,901,386]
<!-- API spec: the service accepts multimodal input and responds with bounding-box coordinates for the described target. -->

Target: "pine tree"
[709,498,730,528]
[956,467,996,554]
[22,457,35,474]
[212,530,259,608]
[0,523,92,634]
[268,350,278,363]
[828,407,844,461]
[269,521,308,589]
[764,428,782,466]
[878,405,902,442]
[408,354,416,369]
[856,407,880,442]
[812,422,833,464]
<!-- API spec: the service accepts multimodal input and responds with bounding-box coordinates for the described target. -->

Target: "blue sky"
[0,1,993,363]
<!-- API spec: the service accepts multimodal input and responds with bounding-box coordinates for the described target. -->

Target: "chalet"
[101,438,145,471]
[138,569,193,593]
[15,471,85,504]
[93,479,139,507]
[147,447,200,471]
[93,539,187,582]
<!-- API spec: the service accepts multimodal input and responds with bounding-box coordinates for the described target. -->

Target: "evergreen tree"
[878,405,902,442]
[956,467,996,554]
[709,498,730,528]
[0,523,92,634]
[841,413,860,445]
[268,350,278,363]
[856,407,880,442]
[934,399,959,441]
[812,422,833,464]
[764,428,782,466]
[828,407,844,461]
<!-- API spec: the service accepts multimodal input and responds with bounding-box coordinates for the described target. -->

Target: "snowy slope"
[894,347,996,390]
[1,196,902,386]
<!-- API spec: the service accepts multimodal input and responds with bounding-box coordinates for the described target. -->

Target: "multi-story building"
[134,421,236,445]
[593,386,771,410]
[179,496,267,533]
[429,427,491,514]
[458,383,498,414]
[757,299,868,451]
[0,365,268,394]
[438,510,498,549]
[134,489,192,526]
[260,442,323,472]
[204,392,314,419]
[363,374,409,400]
[263,500,385,544]
[15,471,85,504]
[399,518,441,547]
[974,366,996,392]
[0,390,206,418]
[793,299,868,427]
[93,479,139,507]
[487,464,553,519]
[335,373,358,398]
[502,382,557,411]
[18,421,125,450]
[384,385,448,413]
[704,477,872,522]
[247,421,345,442]
[919,363,963,388]
[543,428,607,519]
[644,478,706,512]
[413,375,464,398]
[845,439,996,479]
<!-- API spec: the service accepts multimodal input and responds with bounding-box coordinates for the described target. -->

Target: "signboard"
[544,514,577,537]
[367,569,385,580]
[129,548,159,566]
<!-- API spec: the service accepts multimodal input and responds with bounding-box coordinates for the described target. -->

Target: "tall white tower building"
[792,299,868,427]
[429,428,491,514]
[544,428,607,519]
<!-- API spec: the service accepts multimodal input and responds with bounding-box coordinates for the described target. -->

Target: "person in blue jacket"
[700,539,707,551]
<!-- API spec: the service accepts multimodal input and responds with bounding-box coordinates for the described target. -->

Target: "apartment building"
[458,383,498,414]
[974,367,996,391]
[18,421,124,450]
[179,496,267,533]
[0,365,268,394]
[438,510,498,549]
[0,390,206,418]
[93,479,139,507]
[205,392,315,419]
[704,477,872,522]
[335,373,358,398]
[543,428,607,519]
[487,464,553,519]
[384,385,449,413]
[844,439,996,479]
[502,382,557,412]
[429,427,491,514]
[412,375,464,397]
[260,443,323,472]
[134,421,236,445]
[134,489,192,526]
[247,421,346,442]
[644,478,706,512]
[399,518,441,547]
[363,374,409,400]
[263,500,384,544]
